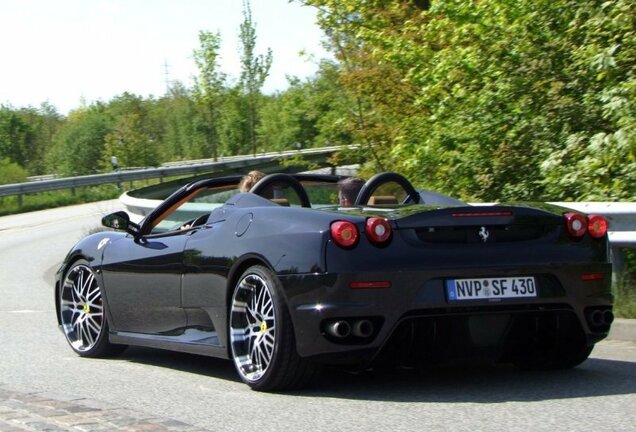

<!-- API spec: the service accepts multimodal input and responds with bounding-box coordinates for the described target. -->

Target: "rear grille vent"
[415,224,551,244]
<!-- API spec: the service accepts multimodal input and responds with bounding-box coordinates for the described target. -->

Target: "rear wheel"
[229,265,316,391]
[59,260,125,357]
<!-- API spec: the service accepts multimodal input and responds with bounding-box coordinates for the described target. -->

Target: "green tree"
[258,61,354,151]
[239,0,273,155]
[193,30,225,160]
[0,105,31,168]
[304,0,636,202]
[46,104,111,176]
[153,82,208,161]
[103,93,160,169]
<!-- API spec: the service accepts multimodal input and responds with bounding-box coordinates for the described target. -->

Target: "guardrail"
[0,146,352,206]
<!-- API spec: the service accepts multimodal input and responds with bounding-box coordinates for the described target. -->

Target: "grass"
[0,185,121,216]
[614,248,636,319]
[0,178,173,217]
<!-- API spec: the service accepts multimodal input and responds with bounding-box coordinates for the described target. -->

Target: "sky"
[0,0,331,114]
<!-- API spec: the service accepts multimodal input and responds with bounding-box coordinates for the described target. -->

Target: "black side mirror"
[102,211,140,236]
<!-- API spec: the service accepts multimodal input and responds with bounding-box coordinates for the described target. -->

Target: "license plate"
[446,276,537,301]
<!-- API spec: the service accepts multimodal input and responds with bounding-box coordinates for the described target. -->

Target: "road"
[0,202,634,431]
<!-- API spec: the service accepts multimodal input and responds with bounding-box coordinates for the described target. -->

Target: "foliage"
[239,0,273,155]
[46,104,111,176]
[193,30,225,160]
[303,0,636,202]
[0,158,28,185]
[103,93,161,169]
[0,185,120,217]
[615,248,636,318]
[259,61,355,152]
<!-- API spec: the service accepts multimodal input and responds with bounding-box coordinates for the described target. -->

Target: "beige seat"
[368,195,398,206]
[270,198,290,206]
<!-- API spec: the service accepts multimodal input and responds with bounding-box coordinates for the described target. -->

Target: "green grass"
[0,178,171,217]
[614,248,636,319]
[0,185,121,216]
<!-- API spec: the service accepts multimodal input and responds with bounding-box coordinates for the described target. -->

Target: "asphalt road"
[0,202,634,431]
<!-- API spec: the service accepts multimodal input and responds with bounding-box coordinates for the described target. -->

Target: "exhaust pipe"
[351,319,374,338]
[326,320,351,338]
[590,310,604,327]
[603,310,614,325]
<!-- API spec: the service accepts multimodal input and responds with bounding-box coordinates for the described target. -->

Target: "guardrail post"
[17,194,23,209]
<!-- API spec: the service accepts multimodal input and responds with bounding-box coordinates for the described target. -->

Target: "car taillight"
[564,212,587,239]
[587,214,608,238]
[331,221,359,248]
[365,217,392,245]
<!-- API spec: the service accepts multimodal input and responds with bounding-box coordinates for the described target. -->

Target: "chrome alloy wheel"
[230,272,276,383]
[59,264,104,353]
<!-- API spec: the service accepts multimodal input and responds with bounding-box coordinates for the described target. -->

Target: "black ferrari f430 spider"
[55,172,613,391]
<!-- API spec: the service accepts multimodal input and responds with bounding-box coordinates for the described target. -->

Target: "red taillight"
[564,212,587,239]
[349,281,392,289]
[587,214,608,239]
[365,217,392,245]
[331,221,359,248]
[452,211,513,217]
[581,272,606,281]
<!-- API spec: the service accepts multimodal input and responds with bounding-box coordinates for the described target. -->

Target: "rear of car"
[284,204,612,369]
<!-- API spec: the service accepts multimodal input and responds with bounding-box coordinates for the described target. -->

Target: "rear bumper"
[280,262,613,363]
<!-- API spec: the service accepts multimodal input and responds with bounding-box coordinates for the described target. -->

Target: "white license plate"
[446,276,537,301]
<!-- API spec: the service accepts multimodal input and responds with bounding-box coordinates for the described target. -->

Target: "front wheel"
[229,265,316,391]
[58,260,125,357]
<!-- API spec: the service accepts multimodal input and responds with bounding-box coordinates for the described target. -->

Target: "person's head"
[238,170,265,192]
[338,177,365,207]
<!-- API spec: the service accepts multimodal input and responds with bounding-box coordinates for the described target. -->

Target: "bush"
[0,158,27,185]
[615,248,636,318]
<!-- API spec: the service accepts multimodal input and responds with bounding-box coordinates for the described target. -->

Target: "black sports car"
[55,172,613,391]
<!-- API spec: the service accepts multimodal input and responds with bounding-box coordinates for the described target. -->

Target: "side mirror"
[102,211,140,236]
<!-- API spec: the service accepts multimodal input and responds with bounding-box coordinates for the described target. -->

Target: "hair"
[338,177,365,206]
[238,170,266,192]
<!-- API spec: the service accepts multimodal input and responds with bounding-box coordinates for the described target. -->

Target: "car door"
[100,231,190,335]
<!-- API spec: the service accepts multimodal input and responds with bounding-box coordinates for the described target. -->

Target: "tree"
[103,93,160,169]
[153,82,208,161]
[193,30,225,160]
[46,104,111,176]
[0,105,31,168]
[239,0,273,155]
[258,61,354,151]
[303,0,636,202]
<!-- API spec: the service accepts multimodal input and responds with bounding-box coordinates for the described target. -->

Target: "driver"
[338,177,365,207]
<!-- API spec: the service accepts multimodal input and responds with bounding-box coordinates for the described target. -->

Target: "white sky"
[0,0,331,114]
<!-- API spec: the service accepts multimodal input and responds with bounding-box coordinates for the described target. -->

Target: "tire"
[58,260,126,357]
[229,265,316,391]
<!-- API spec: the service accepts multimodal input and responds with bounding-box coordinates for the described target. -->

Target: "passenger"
[338,177,365,207]
[238,170,265,192]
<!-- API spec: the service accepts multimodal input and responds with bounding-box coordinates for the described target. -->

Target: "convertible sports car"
[55,172,613,391]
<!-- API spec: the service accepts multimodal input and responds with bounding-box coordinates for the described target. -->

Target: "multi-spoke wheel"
[59,260,124,357]
[229,265,316,391]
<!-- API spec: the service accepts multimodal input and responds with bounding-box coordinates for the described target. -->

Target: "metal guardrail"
[0,146,352,205]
